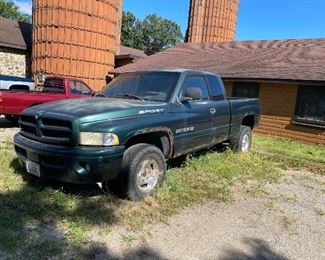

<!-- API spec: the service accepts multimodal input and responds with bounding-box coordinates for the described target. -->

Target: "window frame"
[233,82,260,98]
[294,85,325,128]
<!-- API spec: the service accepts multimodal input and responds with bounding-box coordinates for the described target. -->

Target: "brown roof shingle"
[0,16,32,50]
[116,46,148,59]
[114,38,325,82]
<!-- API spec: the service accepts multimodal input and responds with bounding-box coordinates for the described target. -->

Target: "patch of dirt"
[88,170,325,259]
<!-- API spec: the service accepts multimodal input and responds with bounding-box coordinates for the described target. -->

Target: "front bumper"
[14,133,125,184]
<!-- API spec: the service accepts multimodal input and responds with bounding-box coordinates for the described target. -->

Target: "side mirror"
[184,87,202,101]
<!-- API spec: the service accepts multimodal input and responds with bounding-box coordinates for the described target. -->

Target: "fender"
[130,127,174,159]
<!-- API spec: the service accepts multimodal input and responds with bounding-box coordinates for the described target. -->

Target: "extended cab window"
[70,80,92,95]
[206,75,225,101]
[295,85,325,127]
[182,76,210,100]
[233,82,259,98]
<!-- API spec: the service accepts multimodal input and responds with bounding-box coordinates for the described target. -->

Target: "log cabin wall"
[224,80,325,145]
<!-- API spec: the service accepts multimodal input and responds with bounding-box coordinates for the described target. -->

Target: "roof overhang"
[222,77,325,86]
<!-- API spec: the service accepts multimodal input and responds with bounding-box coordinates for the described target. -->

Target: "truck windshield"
[101,72,180,102]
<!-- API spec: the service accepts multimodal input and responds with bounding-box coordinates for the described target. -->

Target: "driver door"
[172,75,215,155]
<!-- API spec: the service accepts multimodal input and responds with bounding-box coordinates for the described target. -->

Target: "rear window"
[43,78,65,93]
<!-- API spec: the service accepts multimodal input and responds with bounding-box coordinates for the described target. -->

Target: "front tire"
[103,144,166,201]
[230,126,252,152]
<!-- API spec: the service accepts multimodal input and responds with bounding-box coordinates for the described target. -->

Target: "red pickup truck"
[0,77,94,122]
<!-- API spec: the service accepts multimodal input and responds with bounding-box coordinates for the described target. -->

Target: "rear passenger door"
[172,74,215,155]
[206,75,231,143]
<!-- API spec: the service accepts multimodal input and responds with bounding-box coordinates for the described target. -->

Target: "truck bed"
[0,77,94,116]
[0,90,69,115]
[228,97,260,138]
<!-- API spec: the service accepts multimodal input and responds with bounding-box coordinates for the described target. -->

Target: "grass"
[280,216,294,230]
[0,134,324,258]
[315,208,325,216]
[253,135,325,174]
[121,234,137,244]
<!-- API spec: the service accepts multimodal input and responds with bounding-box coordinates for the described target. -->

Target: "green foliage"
[0,0,31,23]
[121,11,183,53]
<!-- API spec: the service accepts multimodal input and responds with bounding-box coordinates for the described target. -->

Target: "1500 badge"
[175,127,195,134]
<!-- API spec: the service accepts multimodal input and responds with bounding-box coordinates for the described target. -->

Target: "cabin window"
[295,86,325,127]
[233,82,260,98]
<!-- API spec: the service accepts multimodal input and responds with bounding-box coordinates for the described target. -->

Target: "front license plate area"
[26,160,41,177]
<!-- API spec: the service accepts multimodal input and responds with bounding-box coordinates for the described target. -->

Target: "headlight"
[79,132,119,146]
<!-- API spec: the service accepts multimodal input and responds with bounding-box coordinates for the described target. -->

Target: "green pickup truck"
[14,69,260,200]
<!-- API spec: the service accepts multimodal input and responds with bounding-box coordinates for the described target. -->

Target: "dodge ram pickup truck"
[1,76,94,123]
[14,69,260,200]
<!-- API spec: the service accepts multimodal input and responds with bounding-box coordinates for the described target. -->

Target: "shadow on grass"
[0,159,126,258]
[80,244,164,259]
[220,237,288,260]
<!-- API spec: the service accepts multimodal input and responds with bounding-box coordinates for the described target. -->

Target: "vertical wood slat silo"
[32,0,122,91]
[187,0,239,43]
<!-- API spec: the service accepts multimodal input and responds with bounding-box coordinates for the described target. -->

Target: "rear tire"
[103,144,166,201]
[230,126,252,152]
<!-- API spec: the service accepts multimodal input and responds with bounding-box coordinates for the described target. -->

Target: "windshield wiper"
[115,94,144,100]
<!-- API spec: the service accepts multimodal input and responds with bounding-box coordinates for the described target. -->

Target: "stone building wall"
[0,47,31,77]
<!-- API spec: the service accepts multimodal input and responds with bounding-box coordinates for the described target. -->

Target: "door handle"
[210,108,216,114]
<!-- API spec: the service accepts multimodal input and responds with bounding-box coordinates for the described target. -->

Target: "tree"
[0,0,31,23]
[121,11,183,53]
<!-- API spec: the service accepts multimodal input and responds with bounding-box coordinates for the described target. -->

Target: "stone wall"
[0,47,31,77]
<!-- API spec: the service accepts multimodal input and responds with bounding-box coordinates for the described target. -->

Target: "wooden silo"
[32,0,122,91]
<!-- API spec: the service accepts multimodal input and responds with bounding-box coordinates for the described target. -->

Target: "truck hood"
[22,97,168,122]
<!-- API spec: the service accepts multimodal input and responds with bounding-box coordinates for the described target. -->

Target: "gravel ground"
[89,170,325,260]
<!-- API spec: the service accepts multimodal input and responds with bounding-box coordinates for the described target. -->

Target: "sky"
[12,0,325,41]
